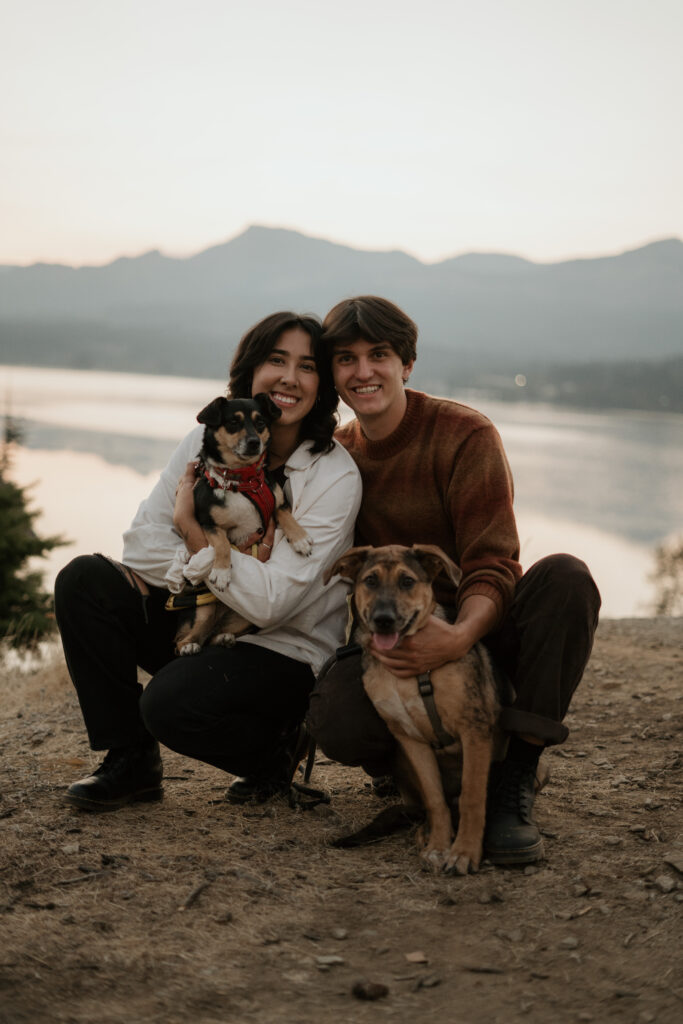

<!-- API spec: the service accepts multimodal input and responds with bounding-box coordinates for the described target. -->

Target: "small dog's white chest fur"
[210,491,262,545]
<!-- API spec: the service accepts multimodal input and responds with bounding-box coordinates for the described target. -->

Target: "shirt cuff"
[165,546,215,592]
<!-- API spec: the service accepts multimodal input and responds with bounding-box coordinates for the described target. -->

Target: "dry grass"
[1,620,682,1023]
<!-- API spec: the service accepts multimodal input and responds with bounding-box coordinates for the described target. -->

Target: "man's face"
[331,338,413,431]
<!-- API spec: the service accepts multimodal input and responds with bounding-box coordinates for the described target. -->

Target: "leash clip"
[417,671,433,696]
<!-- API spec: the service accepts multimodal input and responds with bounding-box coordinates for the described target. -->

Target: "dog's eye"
[252,415,267,431]
[362,574,379,590]
[399,575,415,590]
[225,417,242,431]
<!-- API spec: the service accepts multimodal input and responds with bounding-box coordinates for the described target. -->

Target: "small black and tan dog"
[325,544,501,875]
[171,394,312,655]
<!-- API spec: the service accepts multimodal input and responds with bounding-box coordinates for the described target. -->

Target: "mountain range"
[1,227,682,400]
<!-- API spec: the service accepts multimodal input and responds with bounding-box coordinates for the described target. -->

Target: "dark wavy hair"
[228,312,338,454]
[322,295,418,365]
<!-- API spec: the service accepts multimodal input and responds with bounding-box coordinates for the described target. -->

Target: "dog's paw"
[444,853,478,876]
[291,534,313,557]
[209,566,231,590]
[419,847,449,873]
[178,642,201,656]
[444,841,481,876]
[213,633,236,647]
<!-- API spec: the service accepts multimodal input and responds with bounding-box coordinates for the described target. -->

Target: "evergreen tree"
[0,419,66,649]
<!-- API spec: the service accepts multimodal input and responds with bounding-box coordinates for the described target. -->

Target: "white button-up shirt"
[122,426,361,674]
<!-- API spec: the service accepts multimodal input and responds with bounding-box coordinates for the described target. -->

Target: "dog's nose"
[244,437,261,454]
[370,599,398,632]
[371,614,397,632]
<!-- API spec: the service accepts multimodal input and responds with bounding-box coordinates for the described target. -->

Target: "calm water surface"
[4,365,682,618]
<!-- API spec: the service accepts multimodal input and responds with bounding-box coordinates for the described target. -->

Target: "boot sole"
[63,786,164,812]
[484,837,545,865]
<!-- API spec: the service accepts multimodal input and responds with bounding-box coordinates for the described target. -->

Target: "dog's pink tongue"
[372,632,400,651]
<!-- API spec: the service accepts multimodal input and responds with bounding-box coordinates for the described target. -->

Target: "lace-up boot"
[65,741,163,811]
[484,760,544,865]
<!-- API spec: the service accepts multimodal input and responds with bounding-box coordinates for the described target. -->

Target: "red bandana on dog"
[202,452,276,530]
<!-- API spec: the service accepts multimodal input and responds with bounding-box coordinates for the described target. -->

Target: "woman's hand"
[173,462,209,555]
[239,518,276,563]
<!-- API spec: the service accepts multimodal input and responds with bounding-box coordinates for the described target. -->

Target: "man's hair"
[228,312,338,454]
[321,296,418,365]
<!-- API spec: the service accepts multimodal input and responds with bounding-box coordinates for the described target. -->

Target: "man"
[307,296,601,865]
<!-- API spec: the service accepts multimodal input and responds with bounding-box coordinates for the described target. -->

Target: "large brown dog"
[325,544,500,875]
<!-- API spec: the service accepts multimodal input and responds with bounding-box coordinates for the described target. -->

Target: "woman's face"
[251,327,319,429]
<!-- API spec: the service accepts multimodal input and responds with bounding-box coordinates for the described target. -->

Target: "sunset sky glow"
[2,0,681,267]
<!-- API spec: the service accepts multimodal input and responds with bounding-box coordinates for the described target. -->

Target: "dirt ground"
[1,617,681,1024]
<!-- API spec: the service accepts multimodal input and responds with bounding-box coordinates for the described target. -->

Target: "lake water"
[3,364,683,619]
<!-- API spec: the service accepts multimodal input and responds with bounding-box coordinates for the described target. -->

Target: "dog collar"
[203,451,267,491]
[202,453,276,530]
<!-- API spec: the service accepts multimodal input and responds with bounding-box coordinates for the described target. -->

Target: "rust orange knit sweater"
[335,389,522,623]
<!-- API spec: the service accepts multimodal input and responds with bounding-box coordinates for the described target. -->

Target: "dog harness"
[202,452,276,531]
[417,671,458,750]
[165,583,217,612]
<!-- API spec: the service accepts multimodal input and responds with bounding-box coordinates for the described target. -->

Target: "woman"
[54,312,361,810]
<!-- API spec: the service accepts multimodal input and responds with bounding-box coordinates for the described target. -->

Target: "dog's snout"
[244,436,262,455]
[369,597,398,634]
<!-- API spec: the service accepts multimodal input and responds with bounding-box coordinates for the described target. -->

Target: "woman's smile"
[270,391,300,408]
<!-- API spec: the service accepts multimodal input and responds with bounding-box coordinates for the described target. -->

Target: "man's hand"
[371,615,473,677]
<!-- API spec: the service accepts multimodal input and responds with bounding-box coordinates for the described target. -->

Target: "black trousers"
[54,555,315,777]
[306,554,601,777]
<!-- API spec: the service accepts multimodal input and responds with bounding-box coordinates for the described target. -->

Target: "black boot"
[226,724,310,805]
[64,741,163,811]
[483,760,544,865]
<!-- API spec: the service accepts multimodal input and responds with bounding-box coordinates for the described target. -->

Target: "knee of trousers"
[54,554,108,615]
[529,553,601,618]
[138,675,176,747]
[306,674,395,768]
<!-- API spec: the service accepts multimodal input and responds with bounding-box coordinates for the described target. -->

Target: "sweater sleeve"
[446,423,521,623]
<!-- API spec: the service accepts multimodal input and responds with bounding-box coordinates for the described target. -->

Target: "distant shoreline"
[3,358,683,418]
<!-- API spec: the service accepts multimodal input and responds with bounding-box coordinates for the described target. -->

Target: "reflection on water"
[470,397,683,545]
[5,364,682,619]
[20,420,180,475]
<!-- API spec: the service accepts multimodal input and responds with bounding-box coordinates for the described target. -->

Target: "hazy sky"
[2,0,681,266]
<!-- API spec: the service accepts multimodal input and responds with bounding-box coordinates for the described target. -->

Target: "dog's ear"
[410,545,462,586]
[323,546,373,585]
[252,392,282,423]
[197,397,229,427]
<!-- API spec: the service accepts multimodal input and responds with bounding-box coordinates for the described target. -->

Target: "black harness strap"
[417,671,457,750]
